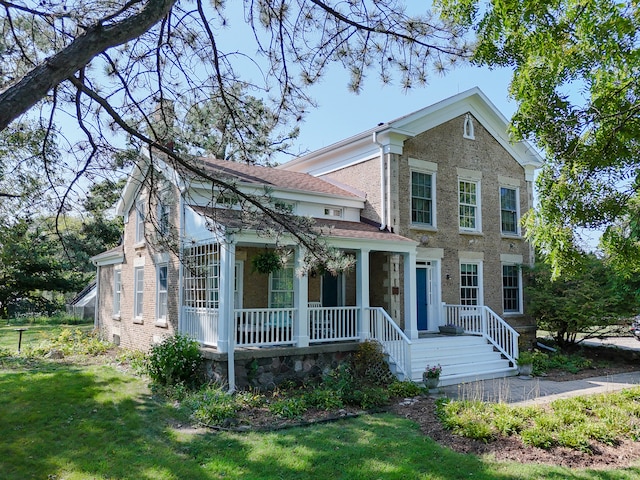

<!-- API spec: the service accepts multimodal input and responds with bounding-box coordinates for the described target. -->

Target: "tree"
[0,0,469,267]
[0,219,84,317]
[437,0,640,277]
[525,254,637,348]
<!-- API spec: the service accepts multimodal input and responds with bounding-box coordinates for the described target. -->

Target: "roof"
[197,157,361,199]
[90,245,124,266]
[190,205,414,244]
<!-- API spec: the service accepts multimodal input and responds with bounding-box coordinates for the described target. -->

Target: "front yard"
[1,348,640,479]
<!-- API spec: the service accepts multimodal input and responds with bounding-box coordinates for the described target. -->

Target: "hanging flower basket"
[251,250,282,274]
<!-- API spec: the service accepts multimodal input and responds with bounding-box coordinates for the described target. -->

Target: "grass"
[1,357,640,479]
[0,323,95,352]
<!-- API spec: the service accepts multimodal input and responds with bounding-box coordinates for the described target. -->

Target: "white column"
[294,247,309,347]
[217,239,236,353]
[219,238,236,391]
[404,251,418,340]
[356,248,371,340]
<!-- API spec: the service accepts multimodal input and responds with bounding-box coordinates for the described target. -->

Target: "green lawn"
[0,323,93,352]
[1,359,639,479]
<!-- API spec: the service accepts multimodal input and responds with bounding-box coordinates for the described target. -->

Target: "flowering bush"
[424,364,442,379]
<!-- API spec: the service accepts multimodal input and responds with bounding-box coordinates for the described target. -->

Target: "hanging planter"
[251,250,282,274]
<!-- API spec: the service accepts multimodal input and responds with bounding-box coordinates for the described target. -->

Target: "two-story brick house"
[92,88,542,389]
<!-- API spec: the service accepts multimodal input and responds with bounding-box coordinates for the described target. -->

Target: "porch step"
[391,335,518,386]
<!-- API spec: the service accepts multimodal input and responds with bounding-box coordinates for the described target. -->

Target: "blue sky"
[293,63,516,157]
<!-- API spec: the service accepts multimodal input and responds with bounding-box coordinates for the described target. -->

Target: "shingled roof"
[199,157,361,198]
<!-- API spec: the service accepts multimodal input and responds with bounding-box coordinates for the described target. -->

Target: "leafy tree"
[437,0,640,277]
[0,1,469,268]
[525,254,638,348]
[0,219,84,318]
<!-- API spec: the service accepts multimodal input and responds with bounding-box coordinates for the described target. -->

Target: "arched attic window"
[463,113,475,140]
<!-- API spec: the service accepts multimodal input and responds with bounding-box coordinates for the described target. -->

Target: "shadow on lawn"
[1,359,637,479]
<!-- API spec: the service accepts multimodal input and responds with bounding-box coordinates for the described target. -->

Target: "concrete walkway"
[438,371,640,406]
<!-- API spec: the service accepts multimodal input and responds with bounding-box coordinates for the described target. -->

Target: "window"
[500,187,519,235]
[324,207,343,218]
[502,265,521,313]
[158,202,170,236]
[269,265,294,308]
[135,201,145,243]
[411,171,433,225]
[113,269,121,317]
[157,264,168,322]
[459,180,479,230]
[134,267,144,319]
[207,263,219,309]
[460,263,480,306]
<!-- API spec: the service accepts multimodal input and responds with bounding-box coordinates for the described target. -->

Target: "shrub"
[268,397,308,418]
[304,388,345,410]
[351,339,395,386]
[388,380,424,398]
[146,333,203,388]
[26,328,111,357]
[185,384,239,425]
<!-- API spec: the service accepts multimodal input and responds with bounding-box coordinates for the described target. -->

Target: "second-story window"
[323,207,343,218]
[459,180,480,231]
[500,187,519,235]
[158,202,170,236]
[135,201,145,243]
[411,171,433,226]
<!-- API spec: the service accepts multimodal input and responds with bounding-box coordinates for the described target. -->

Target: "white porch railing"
[366,307,412,379]
[443,304,519,364]
[181,306,219,347]
[308,306,359,343]
[235,308,296,347]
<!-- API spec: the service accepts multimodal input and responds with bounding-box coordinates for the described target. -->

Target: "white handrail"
[443,304,519,365]
[365,307,412,378]
[308,306,359,343]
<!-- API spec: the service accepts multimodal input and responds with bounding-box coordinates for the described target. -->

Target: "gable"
[279,88,543,178]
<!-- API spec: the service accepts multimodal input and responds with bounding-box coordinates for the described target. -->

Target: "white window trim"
[410,167,437,229]
[156,263,168,326]
[112,268,121,320]
[135,200,145,244]
[458,177,482,233]
[323,207,343,218]
[499,185,521,237]
[268,264,295,308]
[133,266,144,323]
[501,263,523,315]
[158,201,170,236]
[459,260,484,306]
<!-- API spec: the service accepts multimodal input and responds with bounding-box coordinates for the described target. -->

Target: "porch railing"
[443,304,519,364]
[366,307,412,379]
[235,308,296,347]
[181,306,219,347]
[309,306,359,343]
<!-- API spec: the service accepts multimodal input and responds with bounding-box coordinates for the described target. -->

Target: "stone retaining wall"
[202,343,360,390]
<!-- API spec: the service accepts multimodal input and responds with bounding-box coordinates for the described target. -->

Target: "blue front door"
[417,268,428,330]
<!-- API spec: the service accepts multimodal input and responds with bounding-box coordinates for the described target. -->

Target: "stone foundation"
[202,343,359,391]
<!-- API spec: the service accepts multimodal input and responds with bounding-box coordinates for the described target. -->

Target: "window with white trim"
[134,266,144,319]
[323,207,343,218]
[411,171,433,226]
[158,201,170,236]
[113,269,121,317]
[157,264,168,322]
[460,262,481,306]
[502,264,522,313]
[269,265,294,308]
[135,201,145,243]
[459,180,480,231]
[500,187,519,235]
